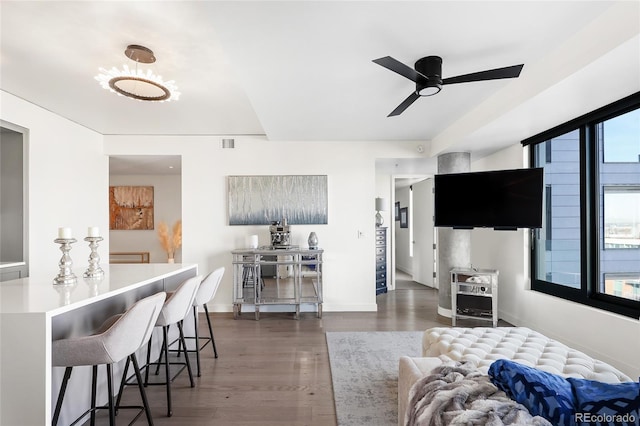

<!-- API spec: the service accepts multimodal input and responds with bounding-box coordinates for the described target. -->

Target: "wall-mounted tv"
[434,168,543,230]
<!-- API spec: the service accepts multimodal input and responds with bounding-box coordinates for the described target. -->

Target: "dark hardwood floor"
[112,281,449,426]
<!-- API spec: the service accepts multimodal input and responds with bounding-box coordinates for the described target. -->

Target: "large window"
[524,92,640,318]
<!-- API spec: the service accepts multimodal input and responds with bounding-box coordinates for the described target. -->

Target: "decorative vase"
[308,232,318,249]
[167,258,175,264]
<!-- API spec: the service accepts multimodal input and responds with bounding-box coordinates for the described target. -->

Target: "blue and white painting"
[228,175,328,225]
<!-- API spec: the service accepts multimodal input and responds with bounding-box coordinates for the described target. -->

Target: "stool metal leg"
[203,304,218,358]
[193,306,201,377]
[114,356,131,414]
[145,338,152,386]
[177,320,195,387]
[106,364,116,426]
[52,367,73,426]
[131,353,154,426]
[172,304,218,378]
[162,326,173,417]
[114,354,155,425]
[155,325,169,376]
[90,365,98,426]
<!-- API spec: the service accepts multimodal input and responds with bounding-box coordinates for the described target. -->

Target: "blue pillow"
[567,377,640,426]
[488,359,576,426]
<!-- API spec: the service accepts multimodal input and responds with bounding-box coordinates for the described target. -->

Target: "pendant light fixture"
[95,44,180,102]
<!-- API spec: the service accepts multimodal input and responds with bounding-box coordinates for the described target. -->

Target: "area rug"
[326,331,423,426]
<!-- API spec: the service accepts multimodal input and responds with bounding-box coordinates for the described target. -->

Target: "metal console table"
[231,247,323,320]
[451,268,499,327]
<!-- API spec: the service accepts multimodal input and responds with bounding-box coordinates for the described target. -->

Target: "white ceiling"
[1,1,639,162]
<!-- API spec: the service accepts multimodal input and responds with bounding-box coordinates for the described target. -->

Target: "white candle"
[88,226,100,237]
[58,227,72,239]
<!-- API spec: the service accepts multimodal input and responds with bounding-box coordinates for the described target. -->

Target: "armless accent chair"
[52,291,166,426]
[176,267,224,376]
[140,275,201,417]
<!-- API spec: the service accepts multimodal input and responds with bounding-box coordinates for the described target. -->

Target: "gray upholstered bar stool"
[52,292,166,426]
[177,267,224,376]
[141,275,201,417]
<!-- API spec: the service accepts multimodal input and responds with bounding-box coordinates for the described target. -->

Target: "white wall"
[471,143,640,379]
[109,174,182,263]
[104,136,421,313]
[0,91,108,271]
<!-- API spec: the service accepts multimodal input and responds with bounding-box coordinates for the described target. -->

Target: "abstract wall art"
[109,186,154,230]
[228,175,328,225]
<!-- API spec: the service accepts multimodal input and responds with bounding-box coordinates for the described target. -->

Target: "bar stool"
[138,275,201,417]
[176,267,224,376]
[52,292,166,426]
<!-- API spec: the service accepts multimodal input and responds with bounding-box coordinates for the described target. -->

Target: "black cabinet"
[375,227,387,295]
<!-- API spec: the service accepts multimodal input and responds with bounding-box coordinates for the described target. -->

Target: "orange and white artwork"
[109,186,154,230]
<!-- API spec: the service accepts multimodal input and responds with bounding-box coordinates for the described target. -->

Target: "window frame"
[522,91,640,319]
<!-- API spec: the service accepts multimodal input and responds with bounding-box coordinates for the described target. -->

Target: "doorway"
[392,175,436,290]
[108,155,182,264]
[0,122,29,281]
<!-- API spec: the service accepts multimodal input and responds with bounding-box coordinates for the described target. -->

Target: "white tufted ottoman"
[422,327,631,381]
[398,327,633,426]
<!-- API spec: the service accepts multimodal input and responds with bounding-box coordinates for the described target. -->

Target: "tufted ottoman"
[398,327,632,426]
[422,327,631,381]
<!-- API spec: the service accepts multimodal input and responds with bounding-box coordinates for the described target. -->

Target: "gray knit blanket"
[405,363,552,426]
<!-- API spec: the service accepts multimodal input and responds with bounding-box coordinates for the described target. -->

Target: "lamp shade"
[375,197,389,211]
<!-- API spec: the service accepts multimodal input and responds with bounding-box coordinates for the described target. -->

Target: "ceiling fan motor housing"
[415,55,442,96]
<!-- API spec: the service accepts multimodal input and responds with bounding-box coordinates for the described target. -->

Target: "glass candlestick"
[54,280,77,305]
[53,238,77,285]
[83,276,102,297]
[83,236,104,278]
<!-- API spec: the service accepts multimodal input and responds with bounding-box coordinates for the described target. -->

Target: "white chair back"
[53,292,166,366]
[194,267,225,306]
[157,275,201,326]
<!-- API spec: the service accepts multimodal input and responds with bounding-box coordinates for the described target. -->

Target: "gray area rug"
[326,331,423,426]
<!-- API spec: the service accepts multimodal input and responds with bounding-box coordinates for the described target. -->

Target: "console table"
[109,251,150,263]
[451,268,499,327]
[0,263,198,426]
[231,247,323,320]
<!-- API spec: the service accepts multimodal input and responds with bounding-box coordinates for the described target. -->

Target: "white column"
[437,152,471,318]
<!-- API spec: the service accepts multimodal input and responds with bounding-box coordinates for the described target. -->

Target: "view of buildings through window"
[533,130,582,289]
[533,107,640,303]
[599,109,640,301]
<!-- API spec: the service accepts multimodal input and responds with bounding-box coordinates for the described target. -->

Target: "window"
[602,187,640,250]
[533,130,581,289]
[523,92,640,318]
[602,109,640,163]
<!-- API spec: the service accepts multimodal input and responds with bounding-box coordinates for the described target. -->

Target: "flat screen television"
[434,168,543,229]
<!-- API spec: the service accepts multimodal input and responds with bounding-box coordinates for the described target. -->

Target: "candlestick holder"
[83,236,104,278]
[53,237,77,285]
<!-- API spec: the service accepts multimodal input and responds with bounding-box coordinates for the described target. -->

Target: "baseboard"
[205,303,378,313]
[396,265,412,275]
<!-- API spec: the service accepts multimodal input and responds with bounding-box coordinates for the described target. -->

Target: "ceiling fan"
[372,55,524,117]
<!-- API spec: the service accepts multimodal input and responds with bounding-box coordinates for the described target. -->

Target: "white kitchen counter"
[0,263,198,426]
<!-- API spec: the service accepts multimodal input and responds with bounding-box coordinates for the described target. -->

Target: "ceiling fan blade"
[388,92,421,117]
[442,64,524,85]
[373,56,425,83]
